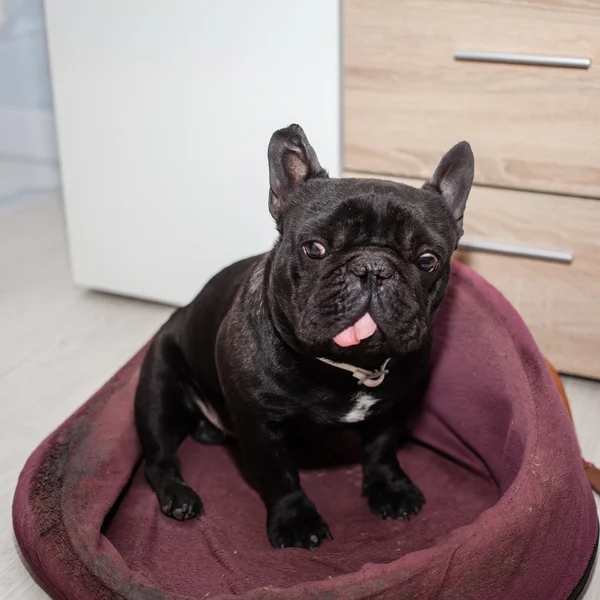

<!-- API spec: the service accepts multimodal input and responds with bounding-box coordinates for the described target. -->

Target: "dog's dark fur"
[134,124,474,549]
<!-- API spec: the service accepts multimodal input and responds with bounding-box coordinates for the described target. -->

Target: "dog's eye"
[303,241,327,259]
[417,252,439,273]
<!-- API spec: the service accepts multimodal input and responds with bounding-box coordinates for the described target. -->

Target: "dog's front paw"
[363,478,425,520]
[158,480,204,521]
[267,492,332,550]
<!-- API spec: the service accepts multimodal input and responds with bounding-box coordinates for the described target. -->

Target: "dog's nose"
[349,257,394,280]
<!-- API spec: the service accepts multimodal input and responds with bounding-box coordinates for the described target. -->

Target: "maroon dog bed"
[13,263,597,600]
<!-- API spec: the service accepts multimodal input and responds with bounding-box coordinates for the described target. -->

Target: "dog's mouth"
[332,313,378,347]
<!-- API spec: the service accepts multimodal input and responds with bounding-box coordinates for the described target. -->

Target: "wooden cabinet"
[343,0,600,377]
[344,0,600,198]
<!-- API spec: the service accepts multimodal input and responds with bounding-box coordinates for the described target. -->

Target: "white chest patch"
[341,393,381,423]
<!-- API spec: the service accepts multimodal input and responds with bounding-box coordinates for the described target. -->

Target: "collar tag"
[317,357,391,388]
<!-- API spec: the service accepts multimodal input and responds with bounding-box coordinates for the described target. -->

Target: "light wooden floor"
[0,192,598,599]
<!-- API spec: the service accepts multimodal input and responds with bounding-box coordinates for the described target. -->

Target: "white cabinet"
[45,0,341,305]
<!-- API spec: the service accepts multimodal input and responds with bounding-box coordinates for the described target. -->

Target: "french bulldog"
[134,124,474,550]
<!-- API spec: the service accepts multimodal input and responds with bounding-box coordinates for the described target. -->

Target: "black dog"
[135,124,474,550]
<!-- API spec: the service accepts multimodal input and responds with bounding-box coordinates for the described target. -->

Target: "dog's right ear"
[422,141,474,237]
[268,124,327,222]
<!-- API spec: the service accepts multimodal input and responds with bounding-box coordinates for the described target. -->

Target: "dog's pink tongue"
[333,313,377,347]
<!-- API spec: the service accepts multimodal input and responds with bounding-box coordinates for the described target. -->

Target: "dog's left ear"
[423,141,474,237]
[268,124,328,222]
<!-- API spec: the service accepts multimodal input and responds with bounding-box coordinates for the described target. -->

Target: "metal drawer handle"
[454,50,591,69]
[458,239,573,264]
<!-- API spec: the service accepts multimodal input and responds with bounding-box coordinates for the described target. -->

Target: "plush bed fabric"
[13,263,597,600]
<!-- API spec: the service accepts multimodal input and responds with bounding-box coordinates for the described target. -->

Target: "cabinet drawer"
[344,0,600,198]
[345,171,600,379]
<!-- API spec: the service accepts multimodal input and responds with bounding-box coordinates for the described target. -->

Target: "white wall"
[0,0,59,207]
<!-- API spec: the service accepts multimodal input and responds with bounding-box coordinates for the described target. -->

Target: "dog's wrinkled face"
[267,125,474,360]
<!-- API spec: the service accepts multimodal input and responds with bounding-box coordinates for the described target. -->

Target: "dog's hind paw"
[191,417,229,445]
